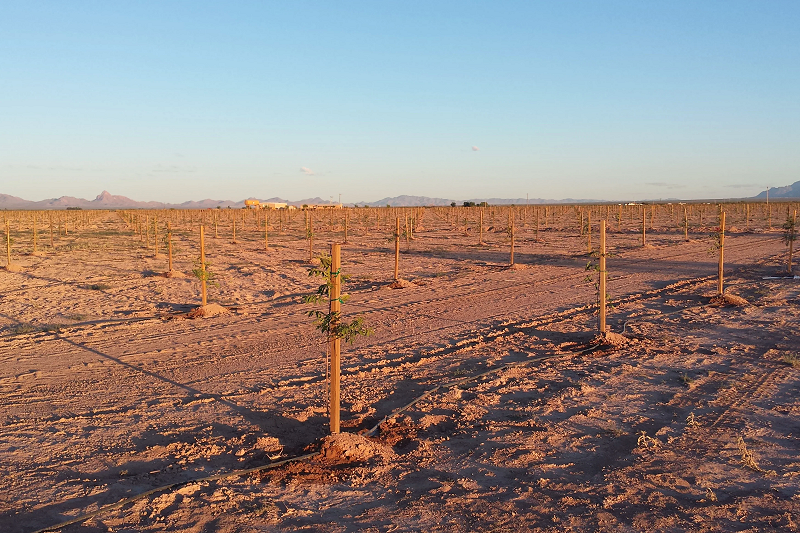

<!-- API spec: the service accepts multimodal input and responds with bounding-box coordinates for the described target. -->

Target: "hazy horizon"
[2,2,798,203]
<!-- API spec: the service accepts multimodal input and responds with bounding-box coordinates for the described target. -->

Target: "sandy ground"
[0,206,798,532]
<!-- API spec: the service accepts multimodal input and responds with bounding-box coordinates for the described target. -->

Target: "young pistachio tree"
[304,253,371,343]
[304,248,371,433]
[783,211,797,274]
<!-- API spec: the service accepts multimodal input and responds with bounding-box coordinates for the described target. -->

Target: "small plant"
[781,353,800,368]
[679,373,693,387]
[737,436,776,476]
[686,412,700,427]
[192,259,218,287]
[782,213,796,272]
[636,431,661,449]
[10,323,37,335]
[304,254,371,343]
[86,283,111,291]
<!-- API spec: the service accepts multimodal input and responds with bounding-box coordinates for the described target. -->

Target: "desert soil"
[0,206,798,532]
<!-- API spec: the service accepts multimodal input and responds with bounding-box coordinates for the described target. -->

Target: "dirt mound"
[388,278,413,289]
[163,270,186,278]
[3,263,23,273]
[709,293,748,307]
[187,303,229,318]
[588,331,628,350]
[318,432,392,464]
[507,263,527,270]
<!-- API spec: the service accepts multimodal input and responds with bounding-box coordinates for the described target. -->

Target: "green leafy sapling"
[192,258,218,286]
[304,254,372,343]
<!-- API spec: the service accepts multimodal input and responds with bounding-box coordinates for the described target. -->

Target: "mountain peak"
[95,190,113,201]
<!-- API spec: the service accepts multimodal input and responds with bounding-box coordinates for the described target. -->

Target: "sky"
[1,1,798,203]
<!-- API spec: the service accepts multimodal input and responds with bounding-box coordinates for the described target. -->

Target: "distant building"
[244,199,261,208]
[263,202,288,209]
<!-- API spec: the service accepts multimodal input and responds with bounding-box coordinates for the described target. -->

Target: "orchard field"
[1,202,799,532]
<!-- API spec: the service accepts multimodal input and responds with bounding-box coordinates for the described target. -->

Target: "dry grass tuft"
[737,436,776,476]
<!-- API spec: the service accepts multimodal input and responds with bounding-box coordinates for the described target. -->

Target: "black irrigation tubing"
[29,452,320,533]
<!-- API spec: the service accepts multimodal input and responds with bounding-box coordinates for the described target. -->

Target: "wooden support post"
[535,207,540,240]
[718,212,725,295]
[154,216,159,257]
[32,215,37,253]
[264,211,269,251]
[479,208,484,244]
[145,215,150,247]
[329,243,342,434]
[683,206,688,241]
[587,211,592,253]
[599,220,607,334]
[232,212,237,243]
[745,203,750,231]
[509,211,515,266]
[200,225,207,306]
[394,217,400,280]
[344,210,349,244]
[49,213,54,248]
[167,222,173,272]
[5,220,10,267]
[308,212,314,261]
[789,210,796,274]
[642,209,647,246]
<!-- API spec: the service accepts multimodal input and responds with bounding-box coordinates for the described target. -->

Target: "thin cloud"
[300,167,315,176]
[471,146,480,151]
[645,182,685,189]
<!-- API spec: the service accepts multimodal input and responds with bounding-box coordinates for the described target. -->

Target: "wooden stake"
[683,205,688,241]
[587,211,592,253]
[394,217,400,280]
[308,212,314,261]
[344,210,349,244]
[642,208,647,246]
[599,220,607,333]
[32,215,37,253]
[200,225,207,306]
[232,212,237,243]
[718,212,725,295]
[264,211,269,251]
[49,213,54,248]
[5,220,10,267]
[329,242,341,434]
[479,208,484,244]
[167,222,173,272]
[509,211,515,266]
[789,210,796,274]
[154,216,159,257]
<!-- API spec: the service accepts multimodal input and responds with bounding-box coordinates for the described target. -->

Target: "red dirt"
[0,205,798,532]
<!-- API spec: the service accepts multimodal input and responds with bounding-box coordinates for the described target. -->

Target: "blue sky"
[1,1,798,203]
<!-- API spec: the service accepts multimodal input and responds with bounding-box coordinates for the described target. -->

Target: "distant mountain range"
[753,180,800,199]
[1,182,798,210]
[0,191,341,210]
